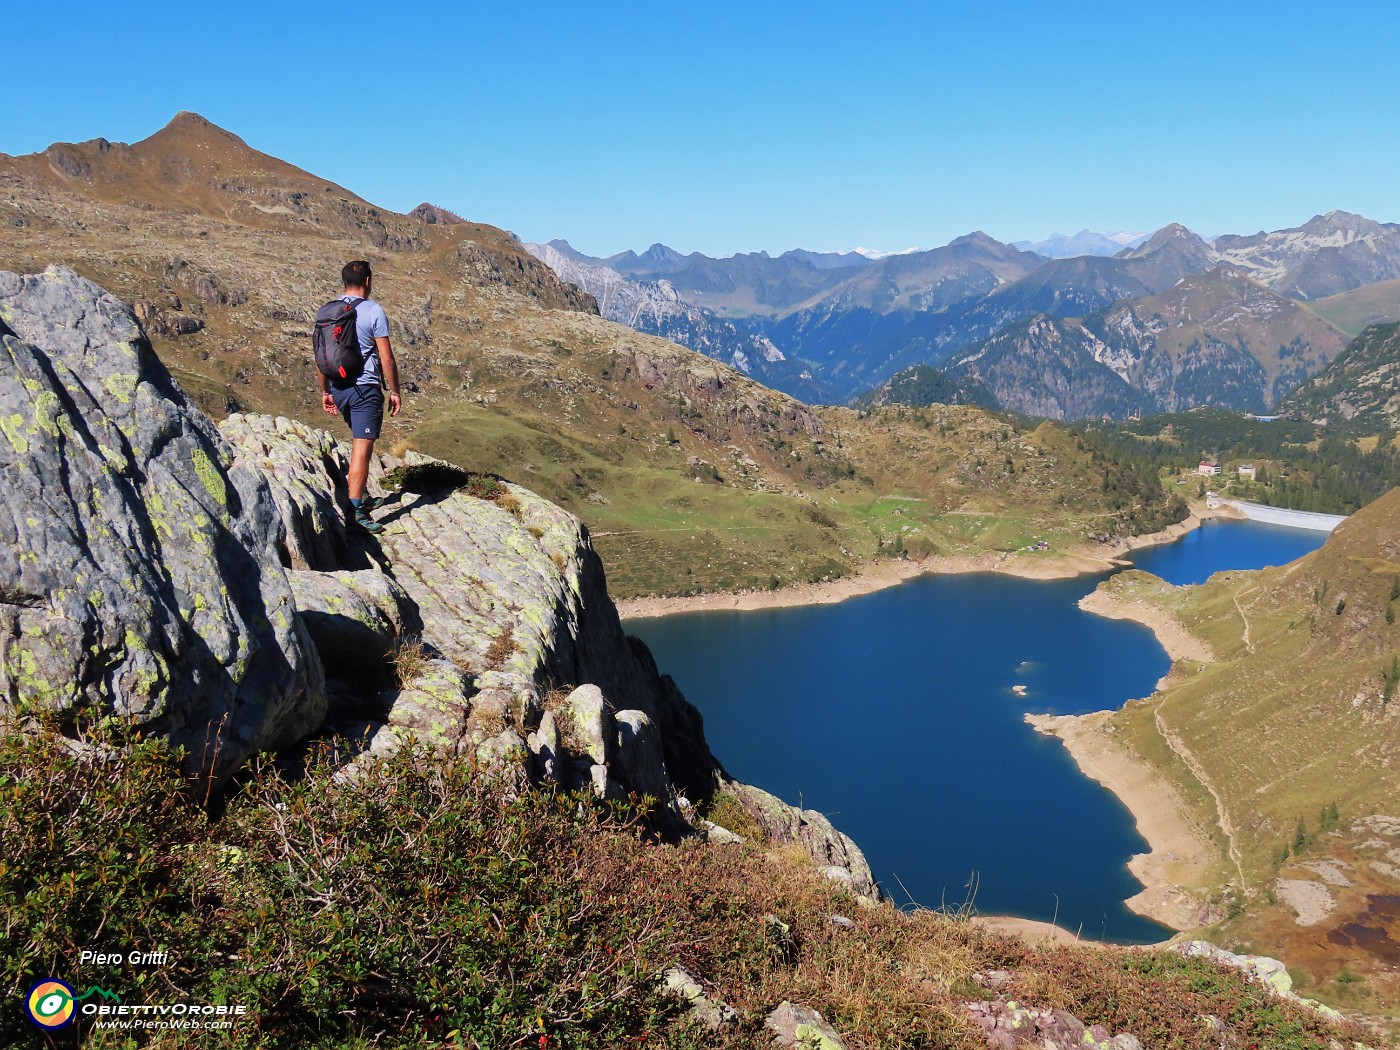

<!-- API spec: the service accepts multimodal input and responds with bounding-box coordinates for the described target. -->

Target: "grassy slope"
[0,115,1184,598]
[1313,278,1400,337]
[1095,489,1400,1016]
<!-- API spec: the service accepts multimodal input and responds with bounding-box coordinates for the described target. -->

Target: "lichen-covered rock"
[288,568,418,676]
[526,709,561,782]
[964,999,1142,1049]
[613,708,674,805]
[764,1001,846,1049]
[726,782,883,901]
[220,414,725,824]
[1172,941,1346,1021]
[661,966,738,1030]
[564,684,613,766]
[0,266,324,779]
[218,413,364,571]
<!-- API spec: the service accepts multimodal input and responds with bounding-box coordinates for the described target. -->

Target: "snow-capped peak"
[853,246,922,260]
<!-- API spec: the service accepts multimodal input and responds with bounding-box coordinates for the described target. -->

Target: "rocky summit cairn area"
[0,267,1374,1049]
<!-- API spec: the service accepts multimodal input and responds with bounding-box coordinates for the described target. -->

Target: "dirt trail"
[1234,585,1259,655]
[1154,704,1247,892]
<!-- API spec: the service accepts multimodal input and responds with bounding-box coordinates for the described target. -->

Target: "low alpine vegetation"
[0,723,1370,1049]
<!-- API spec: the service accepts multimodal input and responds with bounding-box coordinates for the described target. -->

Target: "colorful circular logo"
[26,979,76,1030]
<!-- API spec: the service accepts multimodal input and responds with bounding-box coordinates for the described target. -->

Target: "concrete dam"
[1207,495,1348,533]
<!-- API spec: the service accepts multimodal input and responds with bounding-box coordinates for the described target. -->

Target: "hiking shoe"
[351,509,385,535]
[359,493,385,512]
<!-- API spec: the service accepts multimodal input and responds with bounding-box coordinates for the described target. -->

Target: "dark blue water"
[627,520,1329,943]
[1129,517,1327,585]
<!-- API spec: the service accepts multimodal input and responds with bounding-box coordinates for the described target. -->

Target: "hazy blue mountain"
[598,245,867,317]
[942,316,1148,420]
[524,242,831,401]
[1011,229,1150,258]
[942,265,1349,419]
[556,214,1399,414]
[778,248,873,270]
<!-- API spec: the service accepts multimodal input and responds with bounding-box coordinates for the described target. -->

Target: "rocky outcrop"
[409,202,466,226]
[725,782,881,900]
[764,1001,847,1049]
[1172,941,1345,1021]
[1,265,879,894]
[0,266,324,780]
[965,1000,1143,1049]
[218,412,715,817]
[223,414,878,879]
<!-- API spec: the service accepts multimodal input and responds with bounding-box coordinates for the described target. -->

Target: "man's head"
[342,259,373,294]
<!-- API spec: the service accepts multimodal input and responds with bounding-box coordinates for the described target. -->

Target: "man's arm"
[317,367,336,415]
[375,336,403,417]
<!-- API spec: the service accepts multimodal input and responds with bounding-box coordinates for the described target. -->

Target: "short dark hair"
[342,260,372,289]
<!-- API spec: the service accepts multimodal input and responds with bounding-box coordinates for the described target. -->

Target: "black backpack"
[313,296,365,384]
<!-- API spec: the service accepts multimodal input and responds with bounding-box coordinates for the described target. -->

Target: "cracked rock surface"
[0,266,323,779]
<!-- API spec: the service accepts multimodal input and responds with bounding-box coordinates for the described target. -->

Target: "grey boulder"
[0,266,324,780]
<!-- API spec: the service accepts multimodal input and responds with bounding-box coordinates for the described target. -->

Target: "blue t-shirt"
[341,295,390,387]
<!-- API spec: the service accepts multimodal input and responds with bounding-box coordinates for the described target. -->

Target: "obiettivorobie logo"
[25,980,118,1030]
[24,977,248,1032]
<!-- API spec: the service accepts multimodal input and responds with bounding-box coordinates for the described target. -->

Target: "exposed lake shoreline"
[1025,710,1223,934]
[1077,588,1215,667]
[617,504,1235,620]
[621,500,1242,939]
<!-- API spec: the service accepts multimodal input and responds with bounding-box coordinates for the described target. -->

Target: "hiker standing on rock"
[314,260,402,534]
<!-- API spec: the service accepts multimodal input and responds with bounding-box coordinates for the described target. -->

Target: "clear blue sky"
[7,1,1398,258]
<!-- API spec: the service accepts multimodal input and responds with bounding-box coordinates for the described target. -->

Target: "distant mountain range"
[1011,229,1149,258]
[522,242,831,401]
[531,211,1399,419]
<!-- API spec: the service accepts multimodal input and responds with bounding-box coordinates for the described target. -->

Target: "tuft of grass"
[382,461,506,503]
[389,636,431,687]
[483,626,519,671]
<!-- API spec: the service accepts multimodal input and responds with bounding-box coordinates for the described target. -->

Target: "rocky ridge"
[0,265,877,895]
[1278,321,1400,428]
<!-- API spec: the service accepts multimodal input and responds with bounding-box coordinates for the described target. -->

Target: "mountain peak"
[141,111,250,150]
[1302,209,1383,235]
[410,202,465,225]
[948,231,1010,252]
[167,110,216,131]
[641,242,683,263]
[1120,223,1210,259]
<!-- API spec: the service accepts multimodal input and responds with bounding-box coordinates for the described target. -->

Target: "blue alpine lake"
[1127,516,1329,586]
[626,519,1328,943]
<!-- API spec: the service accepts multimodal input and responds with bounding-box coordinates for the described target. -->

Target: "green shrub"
[0,726,679,1048]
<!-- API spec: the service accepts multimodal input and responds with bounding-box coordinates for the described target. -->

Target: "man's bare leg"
[348,438,375,501]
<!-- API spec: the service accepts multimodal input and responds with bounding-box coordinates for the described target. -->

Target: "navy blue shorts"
[331,383,385,440]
